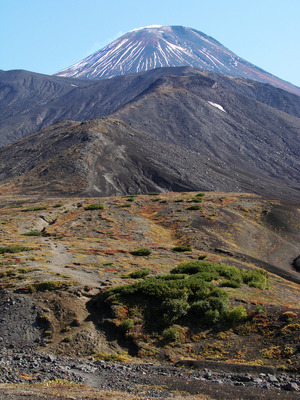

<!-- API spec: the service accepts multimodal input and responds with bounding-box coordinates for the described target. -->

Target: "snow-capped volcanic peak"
[54,25,300,95]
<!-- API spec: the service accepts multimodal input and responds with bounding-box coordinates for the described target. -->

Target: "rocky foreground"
[0,347,299,399]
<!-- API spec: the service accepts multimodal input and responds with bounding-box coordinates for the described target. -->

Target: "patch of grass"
[84,203,105,210]
[117,204,131,208]
[128,268,151,279]
[29,281,66,292]
[93,352,130,362]
[146,192,160,196]
[172,246,192,252]
[22,231,42,236]
[130,248,152,256]
[186,205,201,210]
[0,245,30,254]
[22,206,48,212]
[53,203,63,208]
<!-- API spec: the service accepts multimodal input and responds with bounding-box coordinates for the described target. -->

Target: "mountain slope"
[1,67,300,147]
[54,25,300,96]
[0,112,299,201]
[113,73,300,187]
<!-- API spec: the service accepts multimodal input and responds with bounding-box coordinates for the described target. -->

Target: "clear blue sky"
[1,0,299,87]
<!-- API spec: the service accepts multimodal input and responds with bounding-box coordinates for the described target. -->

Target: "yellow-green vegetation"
[83,203,105,210]
[100,261,266,333]
[0,192,299,368]
[22,230,42,236]
[127,268,151,279]
[0,245,30,254]
[22,206,48,212]
[172,246,192,252]
[130,248,152,256]
[28,280,68,292]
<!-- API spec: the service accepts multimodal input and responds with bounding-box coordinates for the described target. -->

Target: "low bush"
[219,279,241,288]
[30,281,64,291]
[130,248,152,256]
[186,205,201,210]
[120,318,134,332]
[0,245,30,254]
[84,203,105,211]
[100,261,267,334]
[22,231,42,236]
[22,206,48,212]
[128,268,151,279]
[188,198,203,203]
[225,305,247,324]
[117,204,131,208]
[162,327,180,342]
[172,246,192,252]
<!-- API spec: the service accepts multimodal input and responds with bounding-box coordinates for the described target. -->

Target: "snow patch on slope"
[208,101,226,113]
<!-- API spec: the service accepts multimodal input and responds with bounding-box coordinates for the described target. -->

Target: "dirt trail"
[44,238,103,288]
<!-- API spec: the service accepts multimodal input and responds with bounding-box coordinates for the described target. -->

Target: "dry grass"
[0,382,213,399]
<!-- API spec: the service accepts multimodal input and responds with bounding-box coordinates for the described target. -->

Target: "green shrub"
[146,192,160,196]
[84,203,105,211]
[100,261,267,333]
[0,245,30,254]
[22,231,42,236]
[241,270,268,289]
[219,279,241,288]
[172,246,192,252]
[130,248,152,256]
[117,204,131,208]
[22,206,48,212]
[128,268,151,279]
[225,305,247,324]
[162,327,180,342]
[198,255,207,260]
[155,274,188,281]
[53,203,63,208]
[188,198,203,203]
[31,281,64,291]
[189,300,211,317]
[204,309,220,326]
[161,298,189,324]
[186,205,201,210]
[120,318,134,332]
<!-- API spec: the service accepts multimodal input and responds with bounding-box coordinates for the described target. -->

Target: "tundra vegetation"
[0,191,299,370]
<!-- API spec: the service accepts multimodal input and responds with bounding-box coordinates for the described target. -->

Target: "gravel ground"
[0,347,299,399]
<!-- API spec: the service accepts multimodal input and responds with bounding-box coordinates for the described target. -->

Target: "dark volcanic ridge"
[1,67,299,148]
[0,67,299,200]
[0,117,299,201]
[54,25,300,96]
